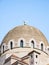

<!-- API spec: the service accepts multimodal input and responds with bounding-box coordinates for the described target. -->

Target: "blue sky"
[0,0,49,43]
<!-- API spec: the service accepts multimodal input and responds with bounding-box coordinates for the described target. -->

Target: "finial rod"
[24,21,26,25]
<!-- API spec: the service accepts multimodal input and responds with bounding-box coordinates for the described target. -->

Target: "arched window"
[41,43,43,51]
[31,40,34,48]
[10,41,13,49]
[3,45,4,53]
[20,40,23,47]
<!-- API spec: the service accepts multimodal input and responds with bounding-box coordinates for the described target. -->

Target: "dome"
[1,25,49,46]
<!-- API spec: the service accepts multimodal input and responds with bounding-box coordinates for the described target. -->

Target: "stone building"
[0,24,49,65]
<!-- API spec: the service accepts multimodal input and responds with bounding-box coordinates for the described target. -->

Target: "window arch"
[41,43,43,51]
[31,40,34,48]
[10,41,13,49]
[3,45,4,53]
[20,40,23,47]
[29,38,36,48]
[8,40,14,49]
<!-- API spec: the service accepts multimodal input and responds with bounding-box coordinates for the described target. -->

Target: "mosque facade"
[0,24,49,65]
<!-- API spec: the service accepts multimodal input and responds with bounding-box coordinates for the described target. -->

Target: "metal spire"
[24,21,26,25]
